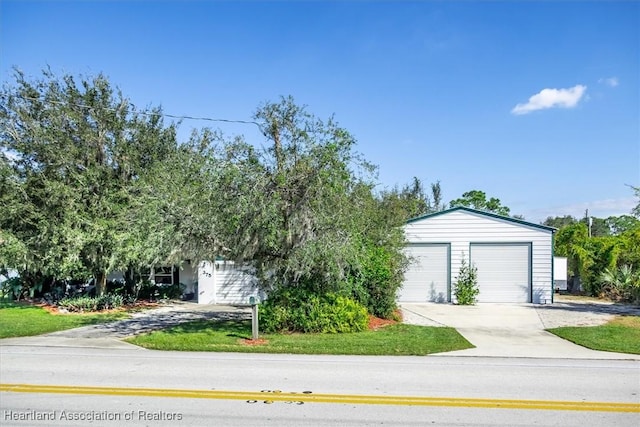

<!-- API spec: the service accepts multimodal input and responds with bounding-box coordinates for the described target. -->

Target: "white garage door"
[470,244,530,303]
[400,244,449,303]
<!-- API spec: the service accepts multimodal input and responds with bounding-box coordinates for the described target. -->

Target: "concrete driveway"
[3,300,637,360]
[401,303,639,360]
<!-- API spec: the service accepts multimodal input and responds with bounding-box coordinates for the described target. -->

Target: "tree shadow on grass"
[162,319,252,339]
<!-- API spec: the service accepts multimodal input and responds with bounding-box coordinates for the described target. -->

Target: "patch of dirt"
[37,304,65,315]
[122,301,162,312]
[368,315,397,330]
[240,338,269,346]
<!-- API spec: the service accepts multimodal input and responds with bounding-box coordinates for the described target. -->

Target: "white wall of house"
[197,261,216,303]
[0,269,18,283]
[403,208,554,304]
[105,260,259,304]
[197,260,261,305]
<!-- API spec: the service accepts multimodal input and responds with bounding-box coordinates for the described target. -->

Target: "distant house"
[401,206,556,304]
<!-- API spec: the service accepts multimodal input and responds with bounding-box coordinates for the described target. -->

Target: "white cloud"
[511,84,587,115]
[598,77,619,87]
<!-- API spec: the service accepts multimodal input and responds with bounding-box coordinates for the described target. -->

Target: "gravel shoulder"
[534,295,640,329]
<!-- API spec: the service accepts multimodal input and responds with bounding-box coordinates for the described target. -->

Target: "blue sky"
[1,1,638,223]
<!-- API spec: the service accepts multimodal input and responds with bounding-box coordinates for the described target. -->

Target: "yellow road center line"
[1,383,638,413]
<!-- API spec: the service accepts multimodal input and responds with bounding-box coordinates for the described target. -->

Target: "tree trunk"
[96,271,107,296]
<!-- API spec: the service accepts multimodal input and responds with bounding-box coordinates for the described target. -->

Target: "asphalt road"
[1,345,638,426]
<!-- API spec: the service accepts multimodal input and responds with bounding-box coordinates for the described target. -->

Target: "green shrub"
[347,244,405,319]
[97,293,125,310]
[134,280,185,301]
[58,296,99,312]
[106,279,132,297]
[158,282,186,300]
[136,279,159,300]
[0,276,44,300]
[453,256,479,305]
[0,277,24,300]
[259,303,291,333]
[599,265,640,303]
[260,288,368,333]
[57,293,125,312]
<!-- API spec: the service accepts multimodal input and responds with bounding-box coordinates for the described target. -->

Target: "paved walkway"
[401,300,640,360]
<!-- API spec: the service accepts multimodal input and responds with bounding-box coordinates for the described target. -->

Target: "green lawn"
[126,319,473,355]
[0,300,129,338]
[547,316,640,355]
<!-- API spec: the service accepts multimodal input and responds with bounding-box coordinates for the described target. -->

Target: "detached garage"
[401,207,555,304]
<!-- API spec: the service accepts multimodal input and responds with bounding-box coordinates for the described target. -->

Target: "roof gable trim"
[406,206,556,232]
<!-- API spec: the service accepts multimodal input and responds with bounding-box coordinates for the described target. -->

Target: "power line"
[10,94,264,131]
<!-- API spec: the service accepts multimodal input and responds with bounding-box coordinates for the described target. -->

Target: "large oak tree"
[0,69,179,295]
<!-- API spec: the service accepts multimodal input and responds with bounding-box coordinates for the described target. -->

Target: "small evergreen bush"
[158,282,186,300]
[260,287,368,333]
[453,256,479,305]
[57,293,125,312]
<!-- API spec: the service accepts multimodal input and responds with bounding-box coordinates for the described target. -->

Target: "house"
[108,260,261,305]
[195,260,262,305]
[401,206,556,304]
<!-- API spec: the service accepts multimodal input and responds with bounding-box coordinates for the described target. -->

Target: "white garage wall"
[404,208,554,303]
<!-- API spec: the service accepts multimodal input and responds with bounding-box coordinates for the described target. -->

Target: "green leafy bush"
[0,277,24,300]
[260,288,368,333]
[158,282,186,300]
[453,256,479,305]
[58,296,98,312]
[133,280,186,301]
[57,293,125,312]
[97,293,125,310]
[0,276,43,300]
[348,244,404,319]
[599,265,640,303]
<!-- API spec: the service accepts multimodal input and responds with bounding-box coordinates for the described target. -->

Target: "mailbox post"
[249,296,259,340]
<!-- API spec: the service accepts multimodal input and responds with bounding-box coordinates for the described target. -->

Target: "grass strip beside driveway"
[547,316,640,355]
[126,320,473,355]
[0,301,129,339]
